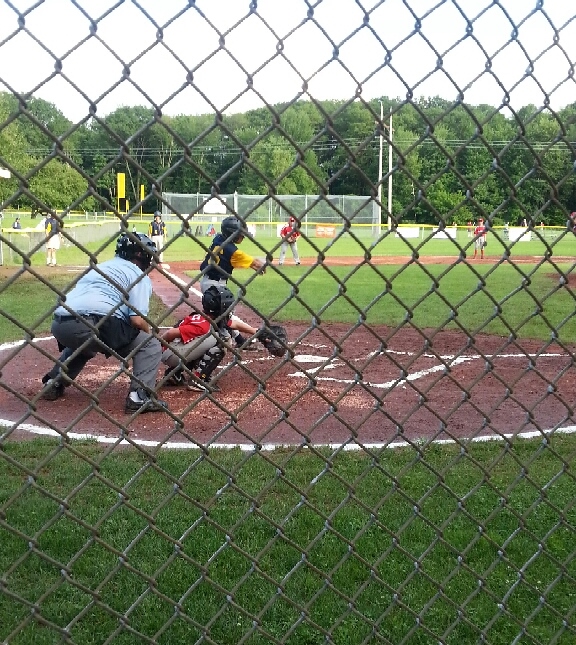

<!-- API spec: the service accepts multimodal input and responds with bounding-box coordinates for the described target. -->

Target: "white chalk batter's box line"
[1,337,568,390]
[0,337,573,449]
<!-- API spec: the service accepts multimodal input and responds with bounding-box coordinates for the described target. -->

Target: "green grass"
[1,437,575,644]
[169,229,576,263]
[4,221,576,266]
[2,262,576,344]
[211,262,576,343]
[0,273,174,342]
[3,243,576,643]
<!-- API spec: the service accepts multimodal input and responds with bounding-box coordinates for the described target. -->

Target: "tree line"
[0,91,575,226]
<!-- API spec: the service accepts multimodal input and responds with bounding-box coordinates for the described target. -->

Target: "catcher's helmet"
[202,285,235,319]
[221,216,247,241]
[115,232,157,269]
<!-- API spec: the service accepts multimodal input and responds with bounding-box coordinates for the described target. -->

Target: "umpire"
[40,232,168,414]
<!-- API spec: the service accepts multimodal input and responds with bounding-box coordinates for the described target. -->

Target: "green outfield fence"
[2,1,576,644]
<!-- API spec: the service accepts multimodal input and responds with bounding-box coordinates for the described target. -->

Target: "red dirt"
[2,256,576,447]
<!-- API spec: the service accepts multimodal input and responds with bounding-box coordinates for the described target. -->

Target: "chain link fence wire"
[1,1,576,643]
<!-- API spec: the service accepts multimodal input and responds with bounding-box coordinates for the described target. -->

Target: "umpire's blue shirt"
[54,257,151,321]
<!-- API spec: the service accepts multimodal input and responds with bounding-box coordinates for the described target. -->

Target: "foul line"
[1,337,572,449]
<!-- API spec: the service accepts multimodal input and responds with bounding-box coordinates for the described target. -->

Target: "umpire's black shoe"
[125,388,168,414]
[41,378,65,401]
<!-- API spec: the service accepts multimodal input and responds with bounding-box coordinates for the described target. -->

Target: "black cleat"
[41,378,65,401]
[164,367,185,386]
[186,374,220,393]
[125,389,168,414]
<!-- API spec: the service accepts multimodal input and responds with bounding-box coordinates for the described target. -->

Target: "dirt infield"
[2,256,576,447]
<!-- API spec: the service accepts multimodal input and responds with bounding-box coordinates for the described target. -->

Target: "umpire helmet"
[116,232,157,269]
[221,216,247,242]
[202,285,235,319]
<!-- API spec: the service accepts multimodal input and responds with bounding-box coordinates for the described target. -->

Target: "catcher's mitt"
[259,325,288,357]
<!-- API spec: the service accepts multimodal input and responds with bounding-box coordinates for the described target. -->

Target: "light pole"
[377,103,393,231]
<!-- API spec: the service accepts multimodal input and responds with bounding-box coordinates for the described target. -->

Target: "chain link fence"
[1,1,576,643]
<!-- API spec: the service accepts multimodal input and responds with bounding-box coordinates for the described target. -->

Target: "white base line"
[1,419,575,450]
[1,336,572,449]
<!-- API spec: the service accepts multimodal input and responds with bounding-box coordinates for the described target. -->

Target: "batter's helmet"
[116,232,157,269]
[221,216,247,241]
[154,211,161,218]
[202,285,235,319]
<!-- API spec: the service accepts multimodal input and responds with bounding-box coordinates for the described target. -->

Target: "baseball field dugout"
[1,1,576,643]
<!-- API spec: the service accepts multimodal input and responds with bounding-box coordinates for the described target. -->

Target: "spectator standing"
[148,211,167,264]
[278,216,301,266]
[45,212,61,266]
[40,233,168,414]
[467,220,473,238]
[473,218,487,260]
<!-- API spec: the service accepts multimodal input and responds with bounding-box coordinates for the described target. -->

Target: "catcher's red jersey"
[177,314,214,344]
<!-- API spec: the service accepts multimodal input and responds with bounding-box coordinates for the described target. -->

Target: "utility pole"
[377,101,384,229]
[377,103,393,231]
[387,108,393,231]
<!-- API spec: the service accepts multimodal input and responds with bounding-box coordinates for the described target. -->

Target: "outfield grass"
[1,437,575,644]
[216,262,576,343]
[2,262,575,344]
[166,230,576,263]
[3,224,576,266]
[0,273,174,343]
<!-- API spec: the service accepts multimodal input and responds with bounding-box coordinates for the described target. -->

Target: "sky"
[0,0,574,123]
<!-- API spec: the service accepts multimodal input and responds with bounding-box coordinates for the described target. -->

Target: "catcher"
[161,285,288,392]
[278,216,301,266]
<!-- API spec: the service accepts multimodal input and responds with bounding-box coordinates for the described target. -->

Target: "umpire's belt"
[53,313,103,323]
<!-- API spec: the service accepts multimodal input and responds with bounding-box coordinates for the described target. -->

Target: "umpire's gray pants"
[49,317,162,391]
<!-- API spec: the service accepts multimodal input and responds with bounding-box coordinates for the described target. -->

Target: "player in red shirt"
[473,218,487,259]
[278,216,301,266]
[160,285,258,392]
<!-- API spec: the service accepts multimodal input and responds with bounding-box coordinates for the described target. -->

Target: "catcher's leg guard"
[192,345,225,383]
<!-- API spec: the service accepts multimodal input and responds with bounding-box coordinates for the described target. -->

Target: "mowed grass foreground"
[1,439,576,644]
